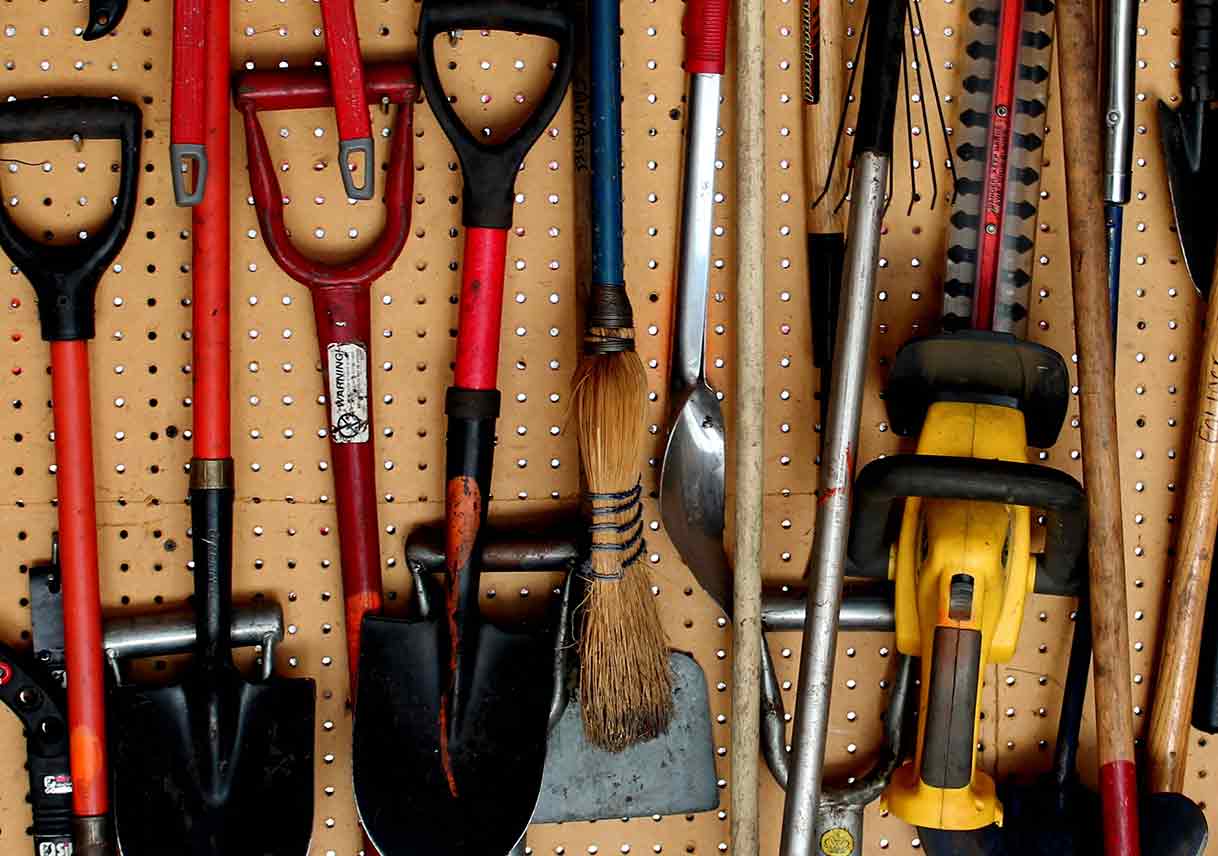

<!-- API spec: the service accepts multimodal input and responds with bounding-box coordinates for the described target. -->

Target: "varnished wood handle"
[1148,264,1218,794]
[1056,0,1142,851]
[801,0,847,235]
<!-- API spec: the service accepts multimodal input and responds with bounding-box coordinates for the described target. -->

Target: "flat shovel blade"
[659,383,731,612]
[355,613,554,856]
[1159,99,1218,295]
[110,672,316,856]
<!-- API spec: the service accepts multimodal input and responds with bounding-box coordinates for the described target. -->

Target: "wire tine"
[833,163,854,216]
[902,26,917,217]
[907,0,939,210]
[814,0,871,211]
[912,0,957,202]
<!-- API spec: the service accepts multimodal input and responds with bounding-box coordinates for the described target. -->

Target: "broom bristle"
[573,328,674,752]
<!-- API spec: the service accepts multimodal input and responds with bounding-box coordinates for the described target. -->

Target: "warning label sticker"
[327,342,370,444]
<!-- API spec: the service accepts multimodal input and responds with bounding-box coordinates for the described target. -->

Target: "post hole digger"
[0,96,142,856]
[351,3,575,855]
[107,3,318,849]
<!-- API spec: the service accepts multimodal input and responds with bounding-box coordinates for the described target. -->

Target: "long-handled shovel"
[108,10,316,850]
[0,96,142,856]
[352,3,575,854]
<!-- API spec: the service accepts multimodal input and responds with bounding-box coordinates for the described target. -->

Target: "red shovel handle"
[171,0,207,205]
[234,62,417,289]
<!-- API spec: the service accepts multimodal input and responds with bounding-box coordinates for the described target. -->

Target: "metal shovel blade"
[354,613,555,856]
[659,382,731,610]
[1159,99,1218,296]
[110,666,316,856]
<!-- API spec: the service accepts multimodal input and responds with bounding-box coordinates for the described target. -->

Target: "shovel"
[1158,0,1218,294]
[352,4,574,854]
[658,0,732,611]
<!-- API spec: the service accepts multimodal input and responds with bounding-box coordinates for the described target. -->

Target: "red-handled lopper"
[170,0,207,205]
[319,0,375,200]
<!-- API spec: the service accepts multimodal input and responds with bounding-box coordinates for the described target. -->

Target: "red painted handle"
[319,0,371,144]
[683,0,730,75]
[312,285,383,692]
[234,63,417,288]
[171,0,206,146]
[50,340,108,818]
[454,227,510,390]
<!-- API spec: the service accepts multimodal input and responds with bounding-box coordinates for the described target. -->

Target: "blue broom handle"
[589,0,624,288]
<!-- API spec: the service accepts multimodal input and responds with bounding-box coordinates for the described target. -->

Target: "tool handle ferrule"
[683,0,729,75]
[1184,0,1215,102]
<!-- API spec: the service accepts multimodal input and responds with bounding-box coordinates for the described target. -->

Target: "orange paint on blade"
[440,475,482,799]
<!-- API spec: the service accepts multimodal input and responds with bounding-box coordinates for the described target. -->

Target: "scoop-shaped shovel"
[109,473,316,856]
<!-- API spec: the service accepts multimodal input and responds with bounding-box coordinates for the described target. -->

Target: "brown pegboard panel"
[0,0,1206,853]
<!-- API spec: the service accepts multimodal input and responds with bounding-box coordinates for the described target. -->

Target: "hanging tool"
[1159,0,1217,292]
[573,0,672,751]
[319,0,375,199]
[235,61,416,703]
[108,5,317,848]
[838,0,1089,830]
[1102,0,1137,339]
[734,0,766,847]
[0,96,141,856]
[171,0,207,205]
[352,4,575,854]
[402,526,721,823]
[1055,0,1141,850]
[760,585,913,856]
[779,1,907,851]
[81,0,127,39]
[801,0,848,442]
[657,0,732,612]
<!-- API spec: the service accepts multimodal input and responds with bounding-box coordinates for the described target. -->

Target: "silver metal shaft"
[670,72,723,395]
[779,149,889,856]
[1103,0,1137,204]
[761,583,895,633]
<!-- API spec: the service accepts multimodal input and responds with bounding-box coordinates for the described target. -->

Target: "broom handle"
[1055,0,1140,851]
[1148,261,1218,793]
[733,0,765,849]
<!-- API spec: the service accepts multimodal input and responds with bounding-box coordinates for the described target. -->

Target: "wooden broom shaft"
[1055,0,1141,850]
[802,0,847,235]
[1147,266,1218,794]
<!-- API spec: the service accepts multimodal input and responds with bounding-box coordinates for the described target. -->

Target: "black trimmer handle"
[417,0,576,229]
[1192,536,1218,732]
[847,455,1087,597]
[1184,0,1215,103]
[0,98,141,341]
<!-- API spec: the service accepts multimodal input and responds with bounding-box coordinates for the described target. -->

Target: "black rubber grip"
[847,455,1087,597]
[190,479,235,668]
[417,0,576,229]
[445,386,502,421]
[1193,536,1218,733]
[852,0,909,159]
[920,627,982,790]
[1185,0,1215,103]
[0,97,141,341]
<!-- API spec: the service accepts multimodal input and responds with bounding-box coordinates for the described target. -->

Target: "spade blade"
[354,613,554,856]
[110,669,316,856]
[1159,99,1218,296]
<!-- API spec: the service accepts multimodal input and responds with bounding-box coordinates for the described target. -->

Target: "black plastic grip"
[852,0,908,159]
[1184,0,1215,103]
[847,455,1087,597]
[1192,539,1218,733]
[417,0,576,229]
[0,97,141,342]
[0,644,73,852]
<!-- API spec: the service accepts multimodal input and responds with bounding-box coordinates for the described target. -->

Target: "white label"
[39,840,72,855]
[327,342,370,444]
[42,774,72,795]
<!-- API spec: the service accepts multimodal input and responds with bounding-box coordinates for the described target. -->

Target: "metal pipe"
[1103,0,1137,206]
[779,149,889,856]
[761,582,895,632]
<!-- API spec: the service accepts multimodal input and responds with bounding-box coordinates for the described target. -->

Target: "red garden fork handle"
[235,63,416,692]
[171,0,207,206]
[319,0,374,200]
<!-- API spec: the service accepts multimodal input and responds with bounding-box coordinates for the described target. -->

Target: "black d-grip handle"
[0,97,141,342]
[417,0,575,230]
[1184,0,1215,103]
[847,455,1087,597]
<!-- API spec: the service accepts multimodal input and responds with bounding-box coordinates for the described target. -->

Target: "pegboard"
[0,0,1204,853]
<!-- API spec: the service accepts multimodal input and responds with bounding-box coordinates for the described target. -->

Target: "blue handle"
[589,0,624,287]
[1105,202,1123,346]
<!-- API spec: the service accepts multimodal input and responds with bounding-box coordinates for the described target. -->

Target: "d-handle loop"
[0,97,141,342]
[417,0,576,230]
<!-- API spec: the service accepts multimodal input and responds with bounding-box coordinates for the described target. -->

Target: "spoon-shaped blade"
[659,383,731,612]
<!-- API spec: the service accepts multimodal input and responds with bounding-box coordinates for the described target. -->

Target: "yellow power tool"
[845,331,1087,832]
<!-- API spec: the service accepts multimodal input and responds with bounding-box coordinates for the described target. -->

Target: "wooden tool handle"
[1148,263,1218,794]
[1055,0,1141,851]
[801,0,847,235]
